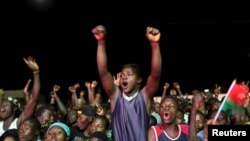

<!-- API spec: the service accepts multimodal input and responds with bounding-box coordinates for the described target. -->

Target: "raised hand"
[146,27,161,43]
[163,82,170,90]
[53,84,61,93]
[0,89,4,97]
[92,25,106,40]
[95,93,102,104]
[68,86,74,93]
[91,80,98,89]
[74,83,80,89]
[78,90,86,108]
[50,84,60,104]
[23,79,32,95]
[113,72,121,86]
[85,82,91,88]
[80,90,85,97]
[173,82,184,97]
[161,82,169,101]
[50,91,56,97]
[96,103,105,116]
[86,80,102,107]
[173,82,180,90]
[213,84,221,96]
[23,56,39,72]
[68,83,80,93]
[242,81,249,93]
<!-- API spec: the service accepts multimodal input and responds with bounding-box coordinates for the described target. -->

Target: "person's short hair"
[161,95,179,110]
[94,115,110,130]
[90,131,108,141]
[80,104,96,117]
[24,117,41,131]
[2,97,19,108]
[121,64,141,78]
[207,97,219,104]
[35,105,52,117]
[0,129,18,141]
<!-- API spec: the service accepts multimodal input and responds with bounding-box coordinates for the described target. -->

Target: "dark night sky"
[0,0,249,100]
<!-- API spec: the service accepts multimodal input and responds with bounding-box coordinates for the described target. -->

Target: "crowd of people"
[0,25,249,141]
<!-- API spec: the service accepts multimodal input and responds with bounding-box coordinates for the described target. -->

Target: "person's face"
[159,98,177,124]
[77,114,91,130]
[3,136,16,141]
[96,105,105,116]
[176,111,184,124]
[90,118,107,134]
[154,102,160,113]
[0,100,14,120]
[120,67,141,94]
[231,108,247,125]
[195,114,205,132]
[67,109,77,124]
[211,102,220,111]
[89,137,102,141]
[46,126,68,141]
[210,112,227,125]
[18,120,37,141]
[37,109,54,127]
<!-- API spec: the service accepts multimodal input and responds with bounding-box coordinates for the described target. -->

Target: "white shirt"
[0,118,18,136]
[123,91,139,101]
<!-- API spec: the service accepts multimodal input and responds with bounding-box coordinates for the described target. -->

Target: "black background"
[0,0,249,101]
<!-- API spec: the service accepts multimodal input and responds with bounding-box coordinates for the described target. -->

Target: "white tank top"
[0,118,18,136]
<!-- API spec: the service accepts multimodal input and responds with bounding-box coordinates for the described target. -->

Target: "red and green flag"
[214,79,249,121]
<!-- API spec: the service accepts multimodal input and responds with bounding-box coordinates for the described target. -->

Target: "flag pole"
[213,79,236,122]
